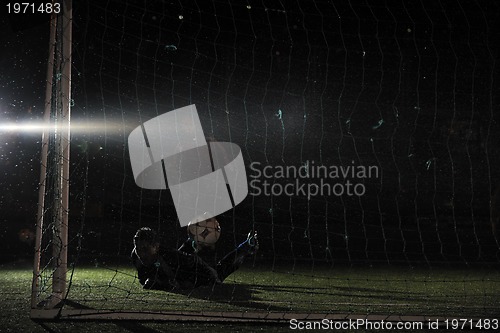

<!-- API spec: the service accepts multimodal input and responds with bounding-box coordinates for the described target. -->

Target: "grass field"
[1,262,499,332]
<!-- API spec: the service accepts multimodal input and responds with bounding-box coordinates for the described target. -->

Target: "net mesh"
[34,0,500,319]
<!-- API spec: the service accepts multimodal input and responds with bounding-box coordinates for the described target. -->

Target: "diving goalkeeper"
[131,226,259,290]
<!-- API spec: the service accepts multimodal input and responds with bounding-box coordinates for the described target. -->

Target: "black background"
[1,0,499,265]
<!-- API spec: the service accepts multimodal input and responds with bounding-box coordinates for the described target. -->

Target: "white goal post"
[31,0,72,313]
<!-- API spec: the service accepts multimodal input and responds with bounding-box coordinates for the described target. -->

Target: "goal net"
[31,0,500,323]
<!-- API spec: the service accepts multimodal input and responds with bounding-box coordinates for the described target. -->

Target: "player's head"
[133,227,159,265]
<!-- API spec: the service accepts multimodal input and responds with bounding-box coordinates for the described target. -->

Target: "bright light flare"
[0,122,54,133]
[0,121,131,135]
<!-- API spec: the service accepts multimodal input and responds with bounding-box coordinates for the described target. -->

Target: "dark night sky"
[1,6,50,258]
[1,0,499,264]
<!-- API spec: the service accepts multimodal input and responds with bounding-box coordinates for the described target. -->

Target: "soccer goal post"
[31,0,72,313]
[29,0,500,325]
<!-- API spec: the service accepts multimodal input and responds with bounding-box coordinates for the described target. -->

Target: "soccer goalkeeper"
[131,226,258,290]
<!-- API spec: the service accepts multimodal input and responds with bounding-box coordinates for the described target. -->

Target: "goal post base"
[33,292,66,310]
[29,307,457,324]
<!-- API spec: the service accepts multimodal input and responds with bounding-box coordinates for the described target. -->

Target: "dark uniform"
[132,234,257,290]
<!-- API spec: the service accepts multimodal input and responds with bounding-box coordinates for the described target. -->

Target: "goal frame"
[31,0,72,313]
[28,0,498,324]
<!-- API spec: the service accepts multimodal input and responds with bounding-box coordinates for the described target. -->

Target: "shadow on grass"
[165,282,292,312]
[228,282,466,308]
[162,281,443,311]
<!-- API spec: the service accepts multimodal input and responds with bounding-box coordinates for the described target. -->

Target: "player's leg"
[172,250,221,289]
[215,231,259,282]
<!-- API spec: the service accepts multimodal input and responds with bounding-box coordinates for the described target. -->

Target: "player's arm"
[131,249,149,285]
[155,256,180,289]
[132,247,171,288]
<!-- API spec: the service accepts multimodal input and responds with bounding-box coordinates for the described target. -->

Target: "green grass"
[1,263,499,332]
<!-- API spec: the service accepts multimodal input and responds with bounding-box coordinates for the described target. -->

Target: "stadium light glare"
[0,121,131,134]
